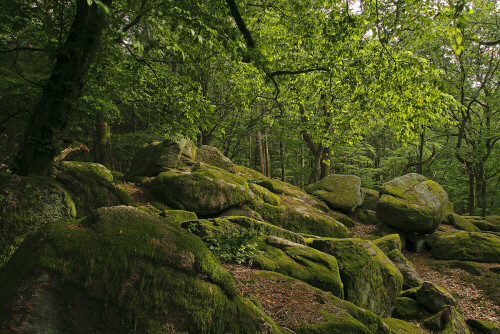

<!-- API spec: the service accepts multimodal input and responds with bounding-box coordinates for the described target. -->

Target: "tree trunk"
[264,131,271,177]
[417,128,425,174]
[468,172,476,215]
[93,121,112,168]
[320,147,330,179]
[15,0,110,176]
[257,130,265,174]
[280,140,285,182]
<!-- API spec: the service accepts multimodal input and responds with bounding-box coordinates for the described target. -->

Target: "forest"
[1,0,499,215]
[1,1,500,333]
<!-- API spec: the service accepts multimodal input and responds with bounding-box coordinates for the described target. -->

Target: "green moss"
[392,297,426,320]
[355,209,381,225]
[447,213,481,232]
[359,188,379,211]
[373,234,401,254]
[305,175,364,214]
[59,161,114,182]
[0,206,279,333]
[0,175,76,269]
[379,173,428,198]
[310,238,403,317]
[427,230,500,263]
[327,211,356,227]
[150,165,254,216]
[253,239,343,297]
[162,210,198,224]
[400,287,419,299]
[416,281,456,314]
[249,183,281,206]
[251,198,350,238]
[56,169,132,217]
[382,318,427,333]
[387,249,423,289]
[466,319,500,333]
[293,311,372,334]
[423,306,469,334]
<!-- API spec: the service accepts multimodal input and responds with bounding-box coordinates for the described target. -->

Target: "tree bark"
[257,130,265,175]
[15,0,110,175]
[93,121,112,168]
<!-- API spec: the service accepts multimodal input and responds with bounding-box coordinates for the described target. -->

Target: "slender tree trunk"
[248,135,252,167]
[93,121,112,168]
[264,131,271,177]
[320,147,330,179]
[468,172,476,215]
[15,0,110,176]
[257,130,265,174]
[280,140,285,182]
[417,127,425,174]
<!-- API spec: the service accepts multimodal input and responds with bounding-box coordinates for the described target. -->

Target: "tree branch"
[226,0,255,48]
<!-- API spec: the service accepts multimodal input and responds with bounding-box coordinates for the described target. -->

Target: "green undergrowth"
[0,206,278,333]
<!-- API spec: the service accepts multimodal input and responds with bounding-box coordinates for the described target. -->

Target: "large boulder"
[56,162,132,217]
[126,138,198,179]
[0,206,278,333]
[195,145,235,171]
[251,196,350,238]
[305,174,365,213]
[426,230,500,263]
[309,238,403,317]
[150,164,254,216]
[376,173,449,233]
[0,174,76,268]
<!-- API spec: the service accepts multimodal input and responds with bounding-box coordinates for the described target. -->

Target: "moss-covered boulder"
[162,209,198,224]
[373,234,401,254]
[426,230,500,263]
[305,175,365,214]
[253,238,344,297]
[56,167,132,217]
[126,138,198,179]
[392,297,427,320]
[310,238,403,317]
[0,175,76,268]
[195,145,236,171]
[387,249,423,289]
[423,306,469,334]
[466,319,500,333]
[447,213,481,232]
[327,211,356,228]
[464,216,500,233]
[150,164,254,216]
[416,281,456,313]
[0,206,279,333]
[382,317,427,333]
[376,173,449,233]
[251,196,350,238]
[58,161,114,181]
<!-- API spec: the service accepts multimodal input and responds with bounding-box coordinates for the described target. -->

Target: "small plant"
[204,230,261,265]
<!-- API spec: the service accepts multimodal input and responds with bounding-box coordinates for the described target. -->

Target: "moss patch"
[310,238,403,317]
[392,297,427,320]
[249,183,281,206]
[251,197,350,238]
[382,317,427,333]
[447,213,481,232]
[373,234,401,254]
[423,306,469,334]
